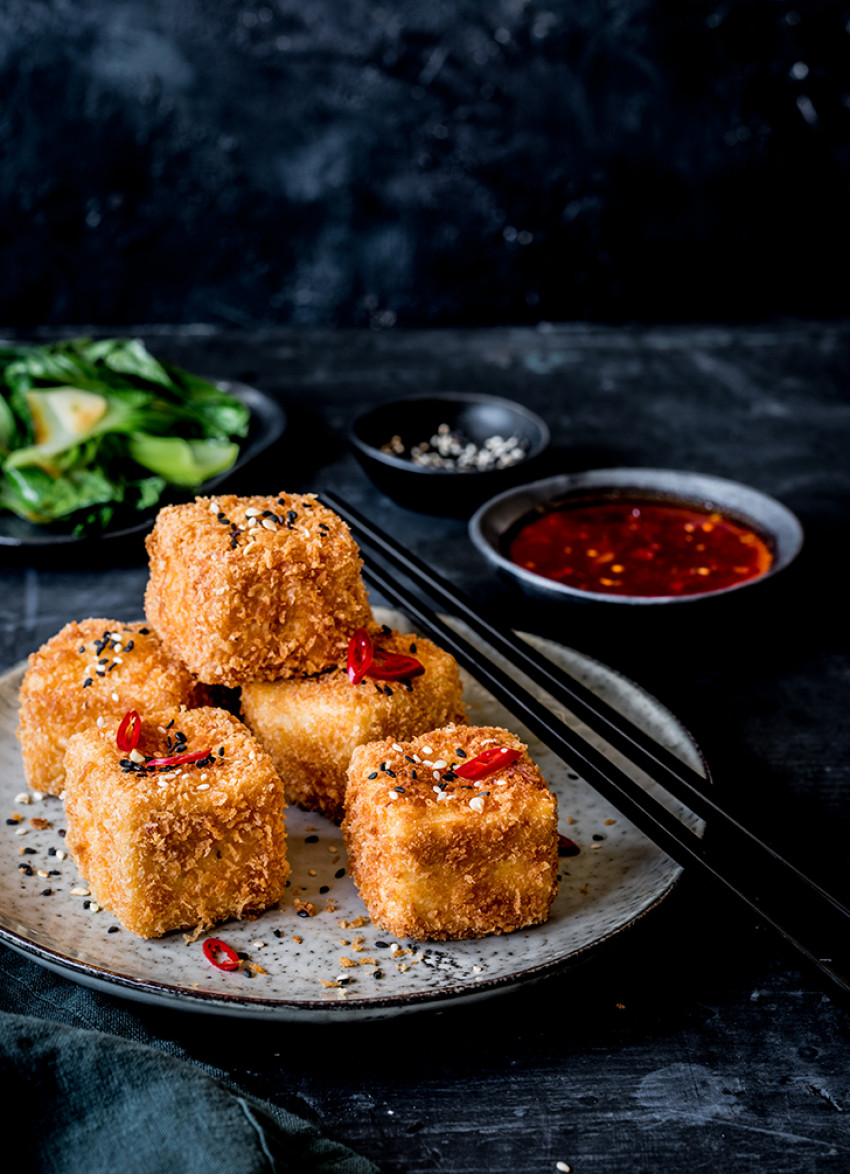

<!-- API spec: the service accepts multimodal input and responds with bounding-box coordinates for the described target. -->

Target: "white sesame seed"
[469,796,485,813]
[208,499,220,513]
[387,790,397,800]
[33,792,45,802]
[421,746,433,755]
[197,783,210,791]
[129,749,145,764]
[251,940,266,949]
[436,791,453,802]
[56,850,66,860]
[113,644,123,653]
[556,1164,571,1173]
[14,827,28,836]
[13,792,31,804]
[432,759,447,770]
[88,902,101,913]
[412,754,421,763]
[113,657,123,665]
[432,770,441,780]
[37,869,49,878]
[96,717,105,728]
[245,506,260,517]
[261,517,277,530]
[473,965,483,973]
[111,692,119,702]
[391,743,404,752]
[71,887,90,896]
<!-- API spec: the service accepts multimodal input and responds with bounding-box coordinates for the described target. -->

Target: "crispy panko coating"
[144,492,372,686]
[342,724,559,941]
[240,624,467,824]
[17,618,206,796]
[63,706,289,939]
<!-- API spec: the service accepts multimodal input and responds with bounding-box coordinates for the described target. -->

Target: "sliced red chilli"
[453,745,522,781]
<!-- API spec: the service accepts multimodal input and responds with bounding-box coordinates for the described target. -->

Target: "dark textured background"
[2,0,849,328]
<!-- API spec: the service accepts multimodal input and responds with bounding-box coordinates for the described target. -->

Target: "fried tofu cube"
[63,706,289,939]
[342,724,558,940]
[17,618,206,797]
[240,626,467,823]
[144,492,372,686]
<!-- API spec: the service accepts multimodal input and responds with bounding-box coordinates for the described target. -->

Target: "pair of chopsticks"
[324,492,850,1001]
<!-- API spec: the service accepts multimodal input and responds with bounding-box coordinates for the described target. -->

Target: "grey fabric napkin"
[0,946,380,1174]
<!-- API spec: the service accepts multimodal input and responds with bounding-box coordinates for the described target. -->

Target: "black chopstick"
[326,493,848,911]
[324,492,850,998]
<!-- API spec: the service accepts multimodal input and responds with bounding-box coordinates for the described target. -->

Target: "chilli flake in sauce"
[507,499,773,597]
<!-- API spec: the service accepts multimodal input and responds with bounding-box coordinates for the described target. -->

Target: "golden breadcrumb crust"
[342,723,559,941]
[63,706,289,939]
[144,492,372,686]
[17,619,206,796]
[240,625,467,823]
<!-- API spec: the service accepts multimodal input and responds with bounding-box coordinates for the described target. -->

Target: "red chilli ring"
[202,937,240,971]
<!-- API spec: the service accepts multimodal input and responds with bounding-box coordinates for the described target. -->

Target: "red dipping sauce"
[506,498,774,598]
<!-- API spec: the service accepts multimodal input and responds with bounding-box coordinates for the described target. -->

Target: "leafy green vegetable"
[0,338,251,531]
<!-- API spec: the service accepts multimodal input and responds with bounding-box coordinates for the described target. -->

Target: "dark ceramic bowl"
[349,393,550,516]
[469,467,804,606]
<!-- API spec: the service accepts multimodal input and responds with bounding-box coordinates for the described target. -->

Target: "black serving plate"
[0,382,286,548]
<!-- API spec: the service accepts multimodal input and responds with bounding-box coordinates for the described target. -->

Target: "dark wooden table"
[2,323,849,1172]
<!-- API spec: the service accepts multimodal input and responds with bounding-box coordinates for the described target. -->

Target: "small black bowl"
[349,393,550,516]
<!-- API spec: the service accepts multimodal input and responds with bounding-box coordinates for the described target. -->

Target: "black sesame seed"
[48,846,56,855]
[297,909,309,918]
[411,770,418,779]
[125,641,134,651]
[218,747,225,757]
[375,940,389,948]
[367,772,378,780]
[319,885,329,894]
[386,769,397,778]
[5,818,18,825]
[394,786,405,794]
[78,645,85,653]
[409,643,417,654]
[384,685,393,696]
[58,829,66,838]
[23,846,37,853]
[107,925,120,933]
[273,929,283,938]
[334,868,346,878]
[83,678,93,688]
[166,719,175,729]
[305,835,319,844]
[455,748,467,757]
[41,889,53,897]
[139,627,150,635]
[18,864,33,875]
[592,833,605,841]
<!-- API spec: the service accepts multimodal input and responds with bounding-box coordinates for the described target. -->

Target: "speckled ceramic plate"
[0,608,705,1022]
